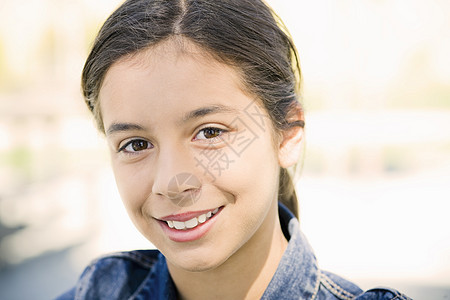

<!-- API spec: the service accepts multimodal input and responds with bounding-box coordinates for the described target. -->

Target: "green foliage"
[0,147,33,177]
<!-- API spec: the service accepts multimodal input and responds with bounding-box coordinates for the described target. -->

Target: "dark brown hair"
[82,0,304,217]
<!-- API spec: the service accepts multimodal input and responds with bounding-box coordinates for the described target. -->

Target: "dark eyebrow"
[106,105,237,135]
[180,105,238,124]
[106,123,146,136]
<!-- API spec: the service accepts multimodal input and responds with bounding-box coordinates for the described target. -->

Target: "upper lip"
[158,207,220,222]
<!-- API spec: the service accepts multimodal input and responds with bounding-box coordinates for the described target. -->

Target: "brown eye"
[119,139,152,153]
[203,128,221,139]
[131,140,149,151]
[194,127,227,142]
[195,127,225,140]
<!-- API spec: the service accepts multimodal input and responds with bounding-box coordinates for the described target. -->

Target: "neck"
[167,201,288,300]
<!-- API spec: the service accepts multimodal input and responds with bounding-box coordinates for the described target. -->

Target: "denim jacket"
[57,203,412,299]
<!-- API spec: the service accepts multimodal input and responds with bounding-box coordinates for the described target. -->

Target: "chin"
[168,249,230,273]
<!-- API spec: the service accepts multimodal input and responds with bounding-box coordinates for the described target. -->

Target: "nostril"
[167,172,202,207]
[167,172,201,195]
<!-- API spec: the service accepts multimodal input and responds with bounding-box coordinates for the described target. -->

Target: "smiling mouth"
[161,207,221,230]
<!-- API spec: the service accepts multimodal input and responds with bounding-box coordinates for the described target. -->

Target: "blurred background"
[0,0,449,299]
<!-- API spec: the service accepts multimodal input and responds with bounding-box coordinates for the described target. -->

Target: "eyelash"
[116,126,227,154]
[194,127,227,142]
[118,139,153,154]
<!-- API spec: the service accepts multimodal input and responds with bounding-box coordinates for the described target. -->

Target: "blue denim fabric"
[56,203,412,299]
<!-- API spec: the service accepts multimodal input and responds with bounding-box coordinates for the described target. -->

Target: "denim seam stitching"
[391,293,408,300]
[310,269,321,300]
[128,266,154,300]
[74,251,157,299]
[320,273,356,300]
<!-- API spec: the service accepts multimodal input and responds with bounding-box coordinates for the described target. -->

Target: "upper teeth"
[166,208,220,230]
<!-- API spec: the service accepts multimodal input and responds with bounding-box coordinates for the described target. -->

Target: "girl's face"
[99,39,287,271]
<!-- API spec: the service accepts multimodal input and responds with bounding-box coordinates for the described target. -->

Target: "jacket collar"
[261,202,320,299]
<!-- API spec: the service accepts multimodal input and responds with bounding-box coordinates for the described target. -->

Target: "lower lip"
[158,207,223,243]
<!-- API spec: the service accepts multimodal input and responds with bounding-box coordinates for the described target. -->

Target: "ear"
[278,106,304,168]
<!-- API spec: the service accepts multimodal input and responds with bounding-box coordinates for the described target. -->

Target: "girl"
[58,0,411,299]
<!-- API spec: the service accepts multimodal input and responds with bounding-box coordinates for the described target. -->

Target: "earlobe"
[278,126,304,168]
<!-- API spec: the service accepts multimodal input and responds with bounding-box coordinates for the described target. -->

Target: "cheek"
[224,129,278,182]
[211,131,280,208]
[208,141,279,255]
[111,160,153,215]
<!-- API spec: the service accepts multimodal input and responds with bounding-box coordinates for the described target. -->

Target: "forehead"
[102,37,244,91]
[98,38,260,128]
[103,38,243,92]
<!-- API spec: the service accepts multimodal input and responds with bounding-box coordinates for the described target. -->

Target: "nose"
[152,147,202,207]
